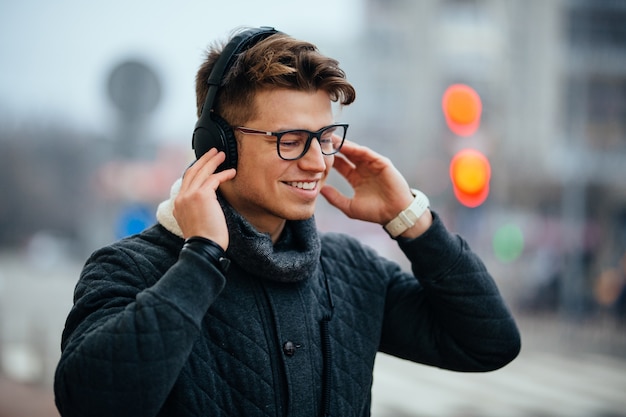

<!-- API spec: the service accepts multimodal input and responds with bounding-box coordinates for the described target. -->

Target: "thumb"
[321,185,352,216]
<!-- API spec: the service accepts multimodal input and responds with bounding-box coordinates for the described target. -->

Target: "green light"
[493,224,524,263]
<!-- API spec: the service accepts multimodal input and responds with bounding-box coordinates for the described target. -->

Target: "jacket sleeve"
[54,243,226,417]
[379,211,521,372]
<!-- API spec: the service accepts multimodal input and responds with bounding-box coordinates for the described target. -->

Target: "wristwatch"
[183,236,231,274]
[383,189,430,238]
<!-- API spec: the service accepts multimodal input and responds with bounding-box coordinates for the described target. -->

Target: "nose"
[297,138,327,171]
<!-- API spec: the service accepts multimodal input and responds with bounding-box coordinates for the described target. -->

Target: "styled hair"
[195,30,356,126]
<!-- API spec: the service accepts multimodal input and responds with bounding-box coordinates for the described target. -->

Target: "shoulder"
[111,224,184,256]
[81,224,181,285]
[99,224,180,257]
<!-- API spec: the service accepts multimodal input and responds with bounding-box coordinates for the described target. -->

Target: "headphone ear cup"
[212,114,238,172]
[192,113,238,172]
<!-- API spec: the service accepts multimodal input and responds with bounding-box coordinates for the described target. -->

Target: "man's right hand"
[173,148,236,251]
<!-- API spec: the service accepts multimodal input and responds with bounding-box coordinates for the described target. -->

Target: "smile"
[285,181,317,190]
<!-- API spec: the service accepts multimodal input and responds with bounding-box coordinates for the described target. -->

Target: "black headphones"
[192,26,280,172]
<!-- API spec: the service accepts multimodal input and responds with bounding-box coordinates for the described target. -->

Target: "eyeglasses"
[234,123,349,161]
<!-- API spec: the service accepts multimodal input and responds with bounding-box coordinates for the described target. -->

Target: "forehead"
[249,89,334,129]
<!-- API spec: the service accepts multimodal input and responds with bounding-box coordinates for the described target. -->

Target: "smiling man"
[54,27,521,417]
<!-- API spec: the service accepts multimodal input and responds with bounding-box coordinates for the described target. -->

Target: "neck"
[267,221,286,244]
[248,217,286,244]
[219,187,288,244]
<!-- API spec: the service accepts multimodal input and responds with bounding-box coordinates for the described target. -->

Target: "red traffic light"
[442,84,482,137]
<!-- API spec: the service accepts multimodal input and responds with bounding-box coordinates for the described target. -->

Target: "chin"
[287,213,315,222]
[283,207,316,221]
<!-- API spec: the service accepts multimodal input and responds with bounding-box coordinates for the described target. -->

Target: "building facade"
[335,0,626,315]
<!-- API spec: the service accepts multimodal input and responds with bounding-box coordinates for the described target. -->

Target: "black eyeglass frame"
[234,123,349,160]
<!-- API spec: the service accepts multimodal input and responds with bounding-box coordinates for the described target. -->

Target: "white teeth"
[288,181,316,190]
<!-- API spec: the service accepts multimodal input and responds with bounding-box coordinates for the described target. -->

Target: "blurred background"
[1,0,626,416]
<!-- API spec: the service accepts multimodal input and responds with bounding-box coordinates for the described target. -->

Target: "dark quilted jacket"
[54,214,520,417]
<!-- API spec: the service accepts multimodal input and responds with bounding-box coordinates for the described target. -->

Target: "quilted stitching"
[55,222,520,417]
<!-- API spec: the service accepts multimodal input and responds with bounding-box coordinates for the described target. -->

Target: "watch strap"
[383,189,430,238]
[183,236,231,273]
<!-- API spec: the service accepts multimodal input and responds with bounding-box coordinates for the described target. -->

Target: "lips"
[285,181,317,190]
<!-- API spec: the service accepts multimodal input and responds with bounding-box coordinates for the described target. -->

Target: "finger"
[340,141,388,170]
[320,185,353,216]
[182,149,226,189]
[338,139,360,154]
[182,148,218,182]
[198,149,227,175]
[190,165,235,197]
[214,167,237,185]
[331,154,355,179]
[338,140,372,162]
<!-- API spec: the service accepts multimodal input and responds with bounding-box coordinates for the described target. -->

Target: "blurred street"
[2,254,626,417]
[0,377,56,417]
[372,315,626,417]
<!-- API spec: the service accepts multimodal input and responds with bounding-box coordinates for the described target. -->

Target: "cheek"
[236,140,268,173]
[235,150,287,185]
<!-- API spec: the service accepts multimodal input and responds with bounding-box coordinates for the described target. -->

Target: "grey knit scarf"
[156,178,321,283]
[219,194,321,283]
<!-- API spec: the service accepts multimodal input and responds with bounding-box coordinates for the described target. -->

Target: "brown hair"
[195,30,356,126]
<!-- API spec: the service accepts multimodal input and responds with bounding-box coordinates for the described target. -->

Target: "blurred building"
[338,0,626,316]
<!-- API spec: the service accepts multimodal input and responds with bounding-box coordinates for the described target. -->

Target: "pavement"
[372,317,626,417]
[0,378,57,417]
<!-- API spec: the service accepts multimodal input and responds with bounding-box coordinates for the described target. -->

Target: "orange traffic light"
[449,149,491,207]
[442,84,482,137]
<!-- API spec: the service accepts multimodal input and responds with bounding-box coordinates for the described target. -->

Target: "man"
[54,27,520,417]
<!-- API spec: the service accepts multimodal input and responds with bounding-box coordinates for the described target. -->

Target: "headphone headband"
[202,26,279,118]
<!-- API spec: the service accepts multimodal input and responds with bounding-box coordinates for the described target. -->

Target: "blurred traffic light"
[493,223,525,263]
[442,84,482,137]
[443,83,490,207]
[449,149,491,208]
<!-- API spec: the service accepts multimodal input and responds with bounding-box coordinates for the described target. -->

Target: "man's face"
[219,88,335,234]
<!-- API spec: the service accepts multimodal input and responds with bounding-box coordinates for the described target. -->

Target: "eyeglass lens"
[278,125,347,160]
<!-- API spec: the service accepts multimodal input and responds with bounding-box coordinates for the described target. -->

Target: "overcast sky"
[0,0,364,142]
